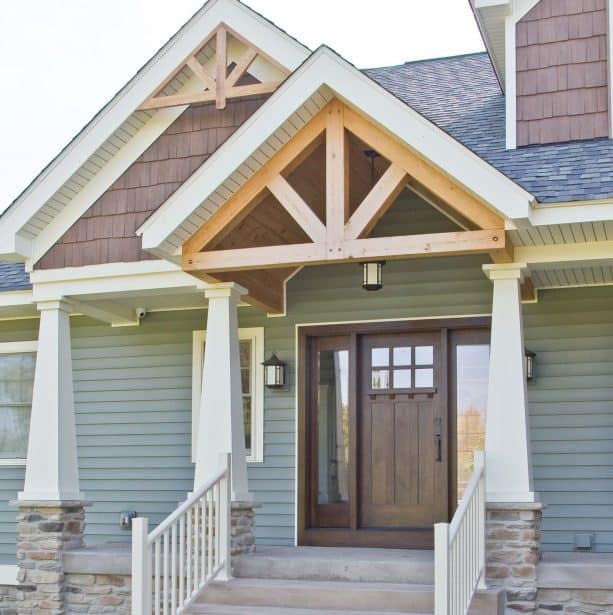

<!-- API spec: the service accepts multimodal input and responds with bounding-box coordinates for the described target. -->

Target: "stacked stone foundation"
[485,503,543,614]
[230,501,256,558]
[15,502,86,615]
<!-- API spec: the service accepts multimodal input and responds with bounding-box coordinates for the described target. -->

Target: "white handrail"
[435,450,486,615]
[132,454,232,615]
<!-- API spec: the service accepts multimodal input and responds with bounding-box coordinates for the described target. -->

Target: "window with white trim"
[192,328,264,464]
[0,342,37,465]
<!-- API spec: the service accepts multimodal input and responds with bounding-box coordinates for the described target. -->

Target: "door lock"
[434,417,443,462]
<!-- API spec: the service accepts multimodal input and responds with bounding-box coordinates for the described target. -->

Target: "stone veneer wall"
[537,589,613,613]
[0,585,17,615]
[16,503,86,615]
[231,503,256,560]
[64,574,131,614]
[486,503,543,614]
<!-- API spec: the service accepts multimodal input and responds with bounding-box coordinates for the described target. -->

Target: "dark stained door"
[359,333,447,540]
[303,327,449,548]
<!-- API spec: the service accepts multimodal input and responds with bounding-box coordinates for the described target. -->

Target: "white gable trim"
[0,0,310,262]
[140,47,535,256]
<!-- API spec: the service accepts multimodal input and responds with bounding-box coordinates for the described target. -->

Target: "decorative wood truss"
[139,25,286,111]
[182,100,515,314]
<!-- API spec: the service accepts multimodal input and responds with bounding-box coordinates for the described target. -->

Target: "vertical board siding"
[516,0,609,146]
[525,285,613,552]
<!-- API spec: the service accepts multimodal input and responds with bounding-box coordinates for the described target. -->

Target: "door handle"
[434,417,443,462]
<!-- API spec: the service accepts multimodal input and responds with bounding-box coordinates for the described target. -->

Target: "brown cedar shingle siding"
[516,0,609,146]
[35,96,269,269]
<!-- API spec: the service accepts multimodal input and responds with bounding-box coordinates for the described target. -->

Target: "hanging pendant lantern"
[262,352,286,388]
[362,261,386,291]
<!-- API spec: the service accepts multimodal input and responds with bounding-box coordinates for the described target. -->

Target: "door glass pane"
[393,347,411,366]
[393,369,411,388]
[317,349,349,504]
[0,353,35,459]
[415,346,434,365]
[371,369,389,390]
[415,368,434,388]
[456,345,490,500]
[371,347,389,367]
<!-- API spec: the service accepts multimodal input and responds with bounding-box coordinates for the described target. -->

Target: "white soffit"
[140,46,535,257]
[0,0,310,262]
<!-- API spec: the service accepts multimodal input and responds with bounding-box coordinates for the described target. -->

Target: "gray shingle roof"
[366,52,613,204]
[0,262,31,292]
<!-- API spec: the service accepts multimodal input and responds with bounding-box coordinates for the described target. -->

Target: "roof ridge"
[363,50,488,72]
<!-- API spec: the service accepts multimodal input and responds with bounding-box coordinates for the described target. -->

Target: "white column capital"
[35,298,72,313]
[482,262,527,281]
[204,282,248,302]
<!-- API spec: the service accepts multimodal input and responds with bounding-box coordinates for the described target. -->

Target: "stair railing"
[434,450,486,615]
[132,453,232,615]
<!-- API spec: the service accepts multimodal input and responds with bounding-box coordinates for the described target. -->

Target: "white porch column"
[19,299,84,502]
[483,263,536,503]
[194,283,251,502]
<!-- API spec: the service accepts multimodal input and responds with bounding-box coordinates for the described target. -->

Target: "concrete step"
[233,546,434,585]
[196,577,434,613]
[186,605,430,615]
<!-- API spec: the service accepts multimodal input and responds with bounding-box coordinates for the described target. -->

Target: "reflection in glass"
[371,347,389,367]
[393,369,411,388]
[317,349,349,505]
[456,345,490,500]
[371,369,390,390]
[0,353,36,459]
[415,346,434,365]
[393,347,411,366]
[415,368,434,388]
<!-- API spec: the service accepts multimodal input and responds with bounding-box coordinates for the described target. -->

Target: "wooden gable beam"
[182,105,328,255]
[184,229,506,273]
[342,106,504,231]
[344,163,408,239]
[138,25,284,112]
[326,100,349,249]
[267,175,326,243]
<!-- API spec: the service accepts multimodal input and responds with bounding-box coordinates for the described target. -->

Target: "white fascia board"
[1,0,310,260]
[529,201,613,226]
[516,240,613,266]
[0,290,33,309]
[141,48,534,253]
[30,260,210,301]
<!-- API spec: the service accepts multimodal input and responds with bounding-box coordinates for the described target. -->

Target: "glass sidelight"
[316,348,349,505]
[309,335,351,528]
[453,336,490,501]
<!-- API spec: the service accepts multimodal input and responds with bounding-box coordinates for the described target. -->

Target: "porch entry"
[298,319,490,549]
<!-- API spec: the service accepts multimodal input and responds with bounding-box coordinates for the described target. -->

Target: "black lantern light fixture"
[262,352,286,389]
[525,349,536,381]
[362,261,386,291]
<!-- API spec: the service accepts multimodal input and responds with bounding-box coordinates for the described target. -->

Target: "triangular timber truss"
[182,100,514,314]
[139,24,287,111]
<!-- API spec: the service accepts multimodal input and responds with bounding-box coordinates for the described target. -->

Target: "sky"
[0,0,484,214]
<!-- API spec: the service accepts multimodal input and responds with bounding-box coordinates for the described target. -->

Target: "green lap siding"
[2,216,613,555]
[524,286,613,553]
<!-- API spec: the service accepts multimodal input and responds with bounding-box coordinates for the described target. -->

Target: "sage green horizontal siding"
[525,285,613,553]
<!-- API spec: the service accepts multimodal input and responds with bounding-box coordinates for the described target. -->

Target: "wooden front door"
[359,333,446,544]
[300,324,451,549]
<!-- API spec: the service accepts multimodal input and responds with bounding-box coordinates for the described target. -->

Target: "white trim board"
[140,47,535,256]
[0,0,310,262]
[0,565,17,586]
[192,327,264,464]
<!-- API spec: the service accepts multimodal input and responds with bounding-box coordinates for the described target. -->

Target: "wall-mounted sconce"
[525,349,536,381]
[262,352,286,388]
